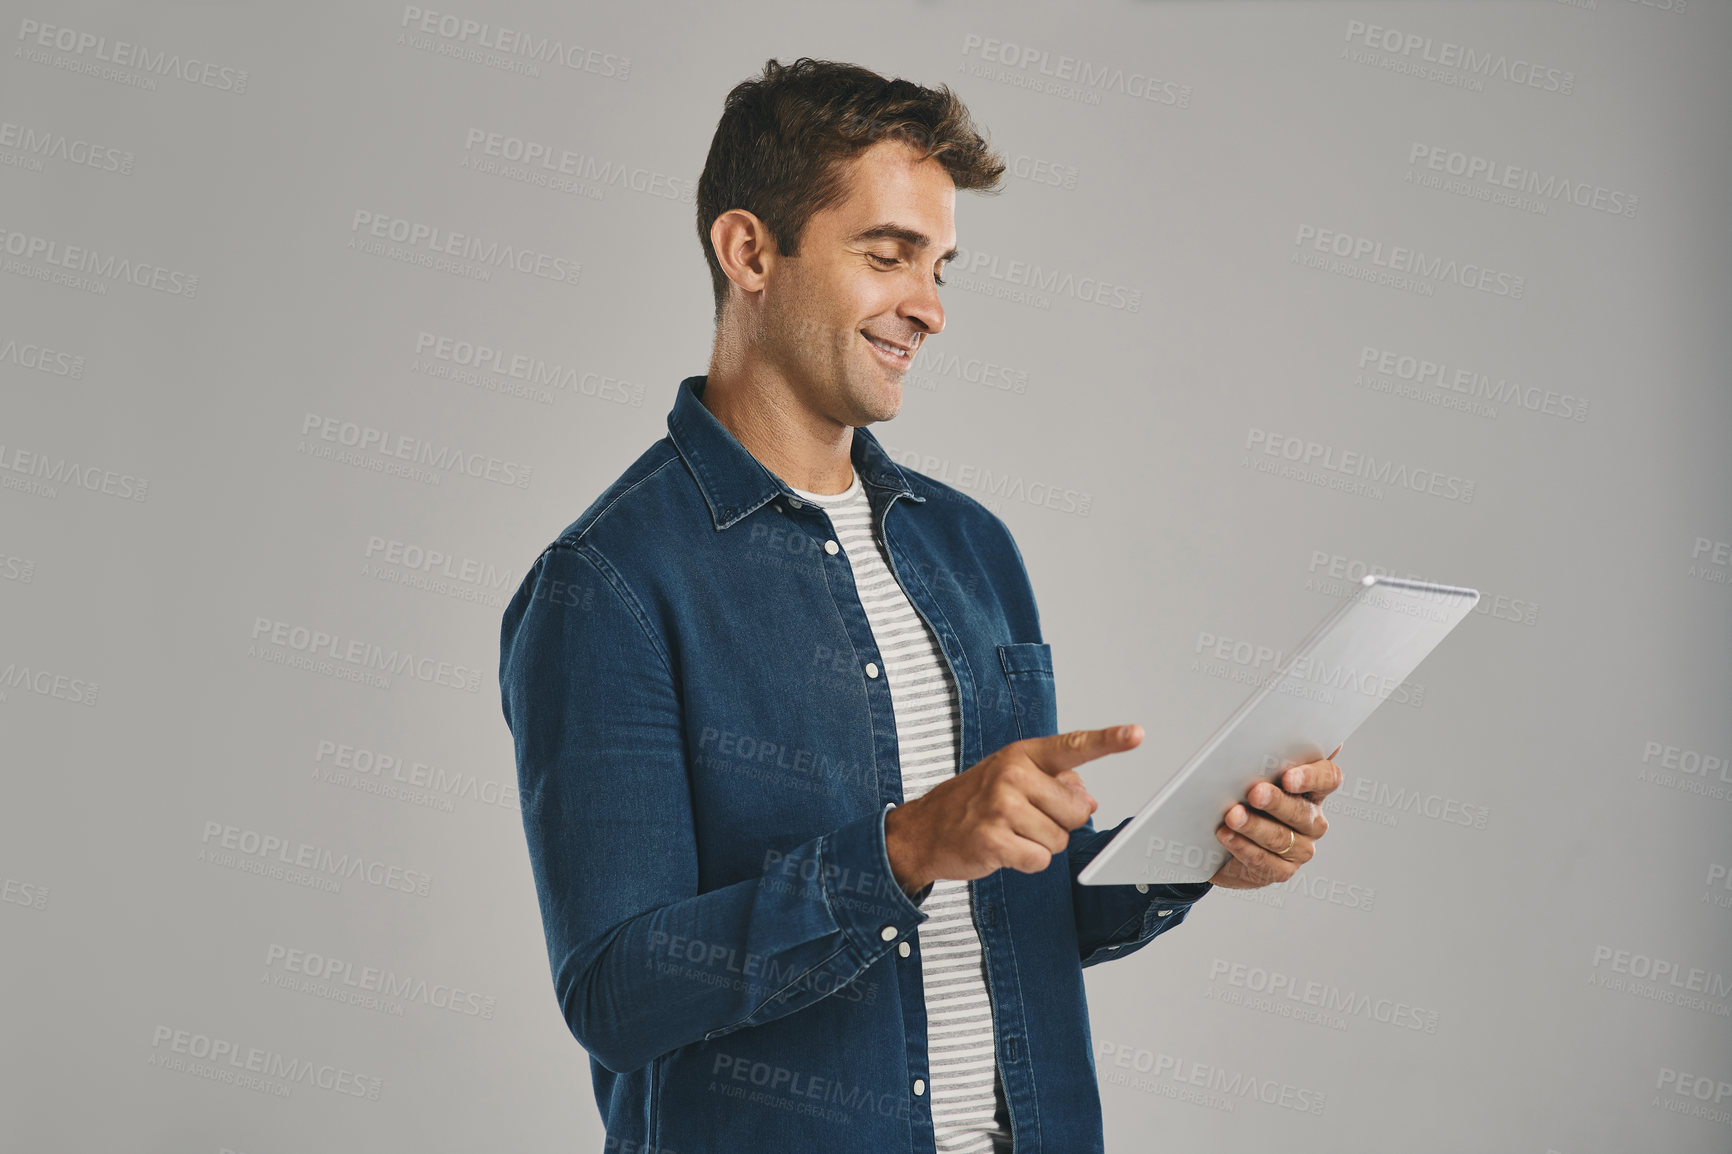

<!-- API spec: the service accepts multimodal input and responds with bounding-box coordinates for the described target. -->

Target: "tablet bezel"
[1076,575,1479,886]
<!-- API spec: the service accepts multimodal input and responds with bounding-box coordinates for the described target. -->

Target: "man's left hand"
[1208,750,1343,889]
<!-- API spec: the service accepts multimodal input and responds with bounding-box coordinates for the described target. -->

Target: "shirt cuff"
[820,802,930,966]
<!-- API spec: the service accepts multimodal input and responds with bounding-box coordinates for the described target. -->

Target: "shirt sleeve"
[1067,814,1211,967]
[499,544,929,1074]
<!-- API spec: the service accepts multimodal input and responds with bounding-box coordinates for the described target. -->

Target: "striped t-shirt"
[787,467,1012,1153]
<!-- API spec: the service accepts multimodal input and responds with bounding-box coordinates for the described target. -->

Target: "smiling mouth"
[862,331,920,359]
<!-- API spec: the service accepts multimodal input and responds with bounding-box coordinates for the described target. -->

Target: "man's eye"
[870,254,898,267]
[934,271,947,286]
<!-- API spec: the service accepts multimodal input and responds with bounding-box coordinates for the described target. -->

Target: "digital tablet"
[1076,575,1479,885]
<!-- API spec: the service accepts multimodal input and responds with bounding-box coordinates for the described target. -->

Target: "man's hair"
[696,57,1005,325]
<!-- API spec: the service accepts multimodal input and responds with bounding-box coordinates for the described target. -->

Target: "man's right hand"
[882,725,1144,896]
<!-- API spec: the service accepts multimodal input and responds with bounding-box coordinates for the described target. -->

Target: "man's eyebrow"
[848,223,959,266]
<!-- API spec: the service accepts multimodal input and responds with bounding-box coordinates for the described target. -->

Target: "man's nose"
[904,272,945,339]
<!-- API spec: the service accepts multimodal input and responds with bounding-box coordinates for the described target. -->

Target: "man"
[498,57,1340,1153]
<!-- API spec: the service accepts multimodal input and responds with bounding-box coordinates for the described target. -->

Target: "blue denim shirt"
[498,375,1212,1153]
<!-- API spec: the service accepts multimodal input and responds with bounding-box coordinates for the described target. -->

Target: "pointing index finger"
[1024,725,1143,777]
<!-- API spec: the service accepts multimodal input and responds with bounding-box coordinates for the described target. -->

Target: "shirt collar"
[667,374,925,531]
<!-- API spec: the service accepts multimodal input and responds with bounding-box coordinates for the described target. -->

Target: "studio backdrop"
[3,1,1729,1151]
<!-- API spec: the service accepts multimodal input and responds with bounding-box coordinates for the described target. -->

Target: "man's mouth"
[862,331,919,359]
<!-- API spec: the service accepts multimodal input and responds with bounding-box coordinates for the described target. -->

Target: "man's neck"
[702,357,855,496]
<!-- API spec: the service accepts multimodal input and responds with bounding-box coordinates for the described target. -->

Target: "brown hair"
[697,57,1005,325]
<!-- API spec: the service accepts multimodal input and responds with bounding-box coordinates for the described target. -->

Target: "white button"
[824,539,839,555]
[865,662,879,678]
[880,925,897,941]
[912,1078,926,1096]
[1135,884,1149,893]
[898,941,911,958]
[1157,910,1172,917]
[788,497,802,508]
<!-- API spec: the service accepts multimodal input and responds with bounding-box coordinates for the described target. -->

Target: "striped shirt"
[788,468,1012,1153]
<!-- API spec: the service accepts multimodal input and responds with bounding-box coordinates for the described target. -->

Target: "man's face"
[758,137,956,428]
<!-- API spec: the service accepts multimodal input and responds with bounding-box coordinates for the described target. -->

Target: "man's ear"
[710,209,777,299]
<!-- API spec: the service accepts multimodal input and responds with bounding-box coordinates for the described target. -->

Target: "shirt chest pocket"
[996,642,1057,742]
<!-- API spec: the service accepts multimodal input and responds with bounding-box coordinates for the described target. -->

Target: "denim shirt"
[498,375,1212,1153]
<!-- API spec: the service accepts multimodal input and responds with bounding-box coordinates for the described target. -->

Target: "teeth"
[866,334,908,357]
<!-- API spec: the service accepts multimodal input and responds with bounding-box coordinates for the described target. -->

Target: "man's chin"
[847,391,900,427]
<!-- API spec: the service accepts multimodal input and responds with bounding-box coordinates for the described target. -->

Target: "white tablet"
[1076,575,1479,885]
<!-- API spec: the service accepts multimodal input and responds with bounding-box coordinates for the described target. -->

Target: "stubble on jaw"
[760,290,904,428]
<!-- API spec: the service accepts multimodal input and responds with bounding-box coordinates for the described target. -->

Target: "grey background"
[3,1,1729,1151]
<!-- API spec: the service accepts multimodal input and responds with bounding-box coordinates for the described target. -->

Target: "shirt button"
[788,497,803,508]
[880,925,897,941]
[912,1078,926,1096]
[1157,910,1172,917]
[824,540,839,555]
[898,941,911,958]
[865,662,879,678]
[1136,883,1149,893]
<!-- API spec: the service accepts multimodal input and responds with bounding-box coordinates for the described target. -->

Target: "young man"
[498,57,1340,1154]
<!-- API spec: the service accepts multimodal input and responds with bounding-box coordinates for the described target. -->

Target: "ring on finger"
[1274,828,1297,857]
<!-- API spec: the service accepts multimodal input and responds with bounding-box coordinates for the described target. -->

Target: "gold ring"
[1275,829,1297,857]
